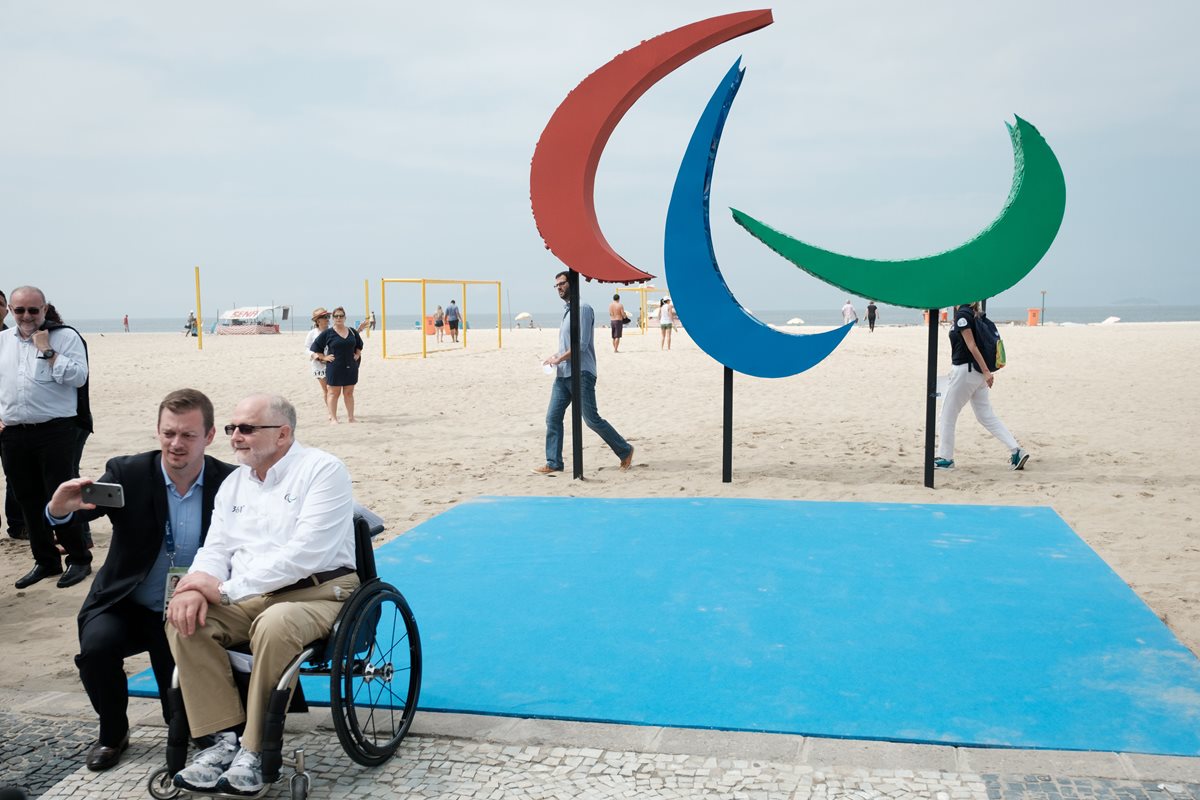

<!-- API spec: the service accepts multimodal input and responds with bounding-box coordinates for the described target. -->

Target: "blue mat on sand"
[133,496,1200,756]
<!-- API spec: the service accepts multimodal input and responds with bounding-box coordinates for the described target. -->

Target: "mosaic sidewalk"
[2,705,1196,800]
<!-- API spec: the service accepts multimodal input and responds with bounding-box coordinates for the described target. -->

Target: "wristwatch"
[219,592,231,606]
[36,348,56,360]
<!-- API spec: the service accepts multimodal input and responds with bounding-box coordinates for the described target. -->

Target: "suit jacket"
[65,450,237,632]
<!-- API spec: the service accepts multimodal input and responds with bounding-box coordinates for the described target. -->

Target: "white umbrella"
[515,311,532,320]
[786,317,804,325]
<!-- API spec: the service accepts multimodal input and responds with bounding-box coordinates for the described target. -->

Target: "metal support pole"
[722,366,733,483]
[569,270,584,480]
[924,309,938,489]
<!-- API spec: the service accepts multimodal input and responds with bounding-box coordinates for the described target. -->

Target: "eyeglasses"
[224,424,283,436]
[10,307,42,315]
[554,281,568,288]
[332,313,346,318]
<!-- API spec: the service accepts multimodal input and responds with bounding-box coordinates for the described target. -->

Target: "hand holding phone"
[81,482,125,509]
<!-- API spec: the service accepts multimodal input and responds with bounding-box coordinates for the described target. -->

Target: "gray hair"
[267,395,297,433]
[244,393,297,436]
[10,286,46,304]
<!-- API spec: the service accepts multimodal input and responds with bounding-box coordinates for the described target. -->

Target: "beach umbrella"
[786,317,804,325]
[515,312,532,320]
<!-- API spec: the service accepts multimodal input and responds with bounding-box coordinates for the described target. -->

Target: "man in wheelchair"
[165,393,360,795]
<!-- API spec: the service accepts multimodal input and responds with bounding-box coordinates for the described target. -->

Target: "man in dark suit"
[47,388,236,771]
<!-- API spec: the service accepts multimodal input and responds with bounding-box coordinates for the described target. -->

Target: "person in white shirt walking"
[165,393,359,795]
[840,299,858,326]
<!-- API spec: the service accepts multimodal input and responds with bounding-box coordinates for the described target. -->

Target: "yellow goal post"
[617,285,667,335]
[379,278,503,359]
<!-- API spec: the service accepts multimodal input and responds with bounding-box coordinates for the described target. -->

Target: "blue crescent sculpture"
[664,59,852,379]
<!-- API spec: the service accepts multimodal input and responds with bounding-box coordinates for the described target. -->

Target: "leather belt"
[4,417,74,431]
[271,566,356,596]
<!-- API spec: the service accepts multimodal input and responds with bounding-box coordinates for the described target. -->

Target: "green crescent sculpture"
[731,116,1066,309]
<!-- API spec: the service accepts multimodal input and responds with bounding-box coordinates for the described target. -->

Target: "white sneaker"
[173,731,239,791]
[217,746,264,795]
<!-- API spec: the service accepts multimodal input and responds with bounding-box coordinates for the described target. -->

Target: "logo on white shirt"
[232,505,244,513]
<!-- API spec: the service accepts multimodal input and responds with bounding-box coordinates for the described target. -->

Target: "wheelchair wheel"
[290,771,310,800]
[330,582,422,766]
[147,766,181,799]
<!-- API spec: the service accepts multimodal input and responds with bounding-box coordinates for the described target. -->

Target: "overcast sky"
[2,1,1197,320]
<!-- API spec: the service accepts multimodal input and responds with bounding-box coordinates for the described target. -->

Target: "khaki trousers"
[166,574,359,752]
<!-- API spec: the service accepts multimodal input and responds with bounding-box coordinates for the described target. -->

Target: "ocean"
[58,305,1200,335]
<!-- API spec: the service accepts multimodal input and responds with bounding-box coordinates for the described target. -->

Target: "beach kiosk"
[215,305,289,335]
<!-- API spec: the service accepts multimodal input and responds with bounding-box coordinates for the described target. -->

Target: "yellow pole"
[496,281,502,350]
[461,281,468,348]
[363,279,370,340]
[420,279,427,359]
[194,266,203,351]
[381,279,388,359]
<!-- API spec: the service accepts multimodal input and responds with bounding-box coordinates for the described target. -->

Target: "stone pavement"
[0,690,1195,799]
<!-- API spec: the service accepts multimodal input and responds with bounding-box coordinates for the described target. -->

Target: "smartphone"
[82,482,125,509]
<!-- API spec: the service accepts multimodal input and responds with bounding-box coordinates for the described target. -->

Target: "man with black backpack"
[934,302,1029,472]
[0,286,93,588]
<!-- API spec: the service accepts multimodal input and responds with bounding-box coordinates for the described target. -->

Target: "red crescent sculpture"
[530,9,774,284]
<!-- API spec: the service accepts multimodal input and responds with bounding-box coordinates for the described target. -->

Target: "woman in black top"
[310,306,364,423]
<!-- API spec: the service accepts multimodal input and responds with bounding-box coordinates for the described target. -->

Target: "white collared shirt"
[190,441,356,602]
[0,327,89,425]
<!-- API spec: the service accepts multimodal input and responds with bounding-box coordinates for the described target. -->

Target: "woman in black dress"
[310,306,363,423]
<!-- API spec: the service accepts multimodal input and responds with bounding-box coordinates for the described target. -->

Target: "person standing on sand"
[310,306,363,423]
[0,289,23,543]
[304,308,331,404]
[658,297,677,350]
[866,302,878,332]
[0,286,93,589]
[123,314,129,332]
[841,299,858,325]
[445,300,461,343]
[534,271,634,475]
[934,301,1029,471]
[608,293,627,352]
[433,305,445,342]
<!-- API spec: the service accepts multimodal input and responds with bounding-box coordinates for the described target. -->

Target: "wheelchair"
[148,512,422,800]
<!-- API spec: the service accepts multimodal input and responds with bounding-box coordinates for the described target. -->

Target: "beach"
[1,320,1197,698]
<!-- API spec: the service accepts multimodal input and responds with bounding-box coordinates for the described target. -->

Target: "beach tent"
[216,305,289,335]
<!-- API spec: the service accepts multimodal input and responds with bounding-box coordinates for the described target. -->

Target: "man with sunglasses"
[534,271,635,475]
[0,286,93,589]
[165,393,359,795]
[46,388,237,771]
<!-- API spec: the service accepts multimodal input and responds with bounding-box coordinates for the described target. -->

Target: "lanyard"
[165,520,177,567]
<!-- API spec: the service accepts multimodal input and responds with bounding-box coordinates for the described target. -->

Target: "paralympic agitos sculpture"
[530,9,1065,480]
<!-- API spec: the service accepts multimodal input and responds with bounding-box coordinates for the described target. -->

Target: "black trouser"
[77,598,175,746]
[4,484,23,535]
[0,418,91,568]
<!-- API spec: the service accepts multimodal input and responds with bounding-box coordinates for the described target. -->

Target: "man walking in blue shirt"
[534,272,635,475]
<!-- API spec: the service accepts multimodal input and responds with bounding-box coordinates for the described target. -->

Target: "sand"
[1,320,1197,698]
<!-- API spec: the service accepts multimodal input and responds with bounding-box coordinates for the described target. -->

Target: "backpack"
[972,314,1006,372]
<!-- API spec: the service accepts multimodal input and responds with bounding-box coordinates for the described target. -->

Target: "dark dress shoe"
[56,563,92,588]
[14,564,63,589]
[85,735,129,771]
